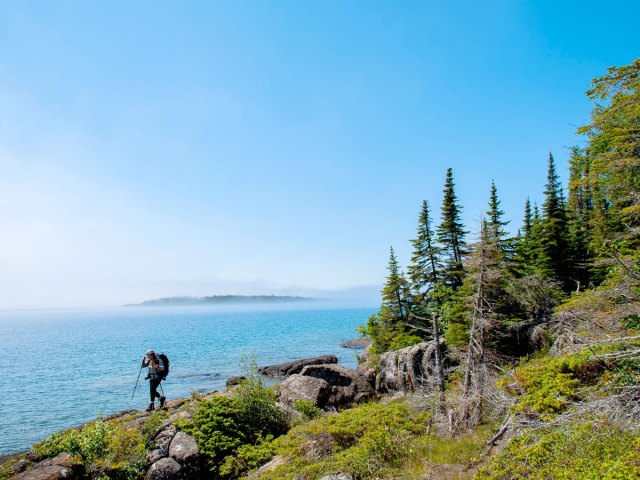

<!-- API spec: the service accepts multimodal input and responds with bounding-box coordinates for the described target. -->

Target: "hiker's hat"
[146,349,155,355]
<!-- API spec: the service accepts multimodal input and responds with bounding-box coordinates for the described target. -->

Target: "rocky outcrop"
[340,338,372,349]
[226,375,246,387]
[10,453,80,480]
[147,425,177,464]
[377,341,445,393]
[259,355,338,377]
[168,432,199,465]
[278,364,375,408]
[279,375,332,407]
[144,457,182,480]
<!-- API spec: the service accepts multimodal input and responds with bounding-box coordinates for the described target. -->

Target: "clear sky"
[0,1,638,309]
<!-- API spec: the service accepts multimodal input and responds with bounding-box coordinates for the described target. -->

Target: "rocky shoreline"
[1,341,440,480]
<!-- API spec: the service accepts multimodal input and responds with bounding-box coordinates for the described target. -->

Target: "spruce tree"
[437,168,467,289]
[577,58,640,251]
[536,154,573,288]
[362,247,420,353]
[408,200,446,402]
[409,200,442,295]
[486,180,511,257]
[513,198,536,276]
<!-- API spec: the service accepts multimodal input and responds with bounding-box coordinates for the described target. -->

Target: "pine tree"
[437,168,467,289]
[408,200,446,403]
[361,247,421,353]
[382,246,410,324]
[409,200,442,295]
[577,58,640,251]
[486,180,511,258]
[536,154,573,288]
[513,198,536,276]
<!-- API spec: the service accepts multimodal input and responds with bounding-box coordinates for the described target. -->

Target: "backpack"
[158,353,170,380]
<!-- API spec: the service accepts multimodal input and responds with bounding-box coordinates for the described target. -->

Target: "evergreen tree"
[382,246,410,324]
[486,180,511,258]
[536,154,573,288]
[578,57,640,252]
[361,247,421,353]
[408,200,442,296]
[513,198,536,276]
[437,168,467,289]
[408,200,446,403]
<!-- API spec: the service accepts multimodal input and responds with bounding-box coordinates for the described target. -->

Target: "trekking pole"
[159,382,165,398]
[131,361,144,400]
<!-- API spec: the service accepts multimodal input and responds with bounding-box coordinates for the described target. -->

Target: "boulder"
[377,342,444,393]
[278,375,331,407]
[340,338,372,349]
[259,355,338,377]
[168,432,199,465]
[144,457,182,480]
[147,425,177,463]
[226,376,246,387]
[299,364,375,407]
[11,453,81,480]
[32,454,75,470]
[248,455,287,478]
[11,465,75,480]
[318,475,353,480]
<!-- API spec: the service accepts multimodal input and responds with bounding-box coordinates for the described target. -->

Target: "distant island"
[124,294,321,307]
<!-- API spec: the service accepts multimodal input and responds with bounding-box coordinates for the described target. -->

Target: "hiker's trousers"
[149,378,161,402]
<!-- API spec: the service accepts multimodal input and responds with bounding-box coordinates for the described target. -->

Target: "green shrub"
[501,341,640,420]
[233,354,289,437]
[475,420,640,480]
[176,396,247,477]
[259,400,432,480]
[177,355,289,478]
[32,419,146,480]
[218,435,276,478]
[293,400,322,420]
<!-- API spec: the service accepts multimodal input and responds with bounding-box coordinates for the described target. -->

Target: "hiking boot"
[146,403,155,412]
[160,396,166,409]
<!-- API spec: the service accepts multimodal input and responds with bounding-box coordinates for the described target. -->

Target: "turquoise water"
[0,306,375,454]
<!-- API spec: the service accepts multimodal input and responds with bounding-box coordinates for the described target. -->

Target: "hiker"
[142,349,166,411]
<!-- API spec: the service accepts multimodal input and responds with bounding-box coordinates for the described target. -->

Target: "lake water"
[0,305,375,454]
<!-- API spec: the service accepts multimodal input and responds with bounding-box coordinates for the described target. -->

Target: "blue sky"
[0,1,638,309]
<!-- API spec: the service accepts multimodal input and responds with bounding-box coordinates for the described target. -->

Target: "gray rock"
[377,342,444,393]
[318,475,353,480]
[249,455,287,477]
[168,432,200,465]
[259,355,338,377]
[11,453,82,480]
[278,375,331,408]
[11,465,75,480]
[32,453,75,469]
[340,338,372,349]
[144,457,182,480]
[226,376,246,387]
[299,364,375,408]
[147,425,177,463]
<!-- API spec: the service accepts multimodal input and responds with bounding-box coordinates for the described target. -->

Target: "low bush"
[293,400,322,420]
[177,355,289,478]
[32,419,146,480]
[258,399,434,480]
[501,340,640,420]
[476,420,640,480]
